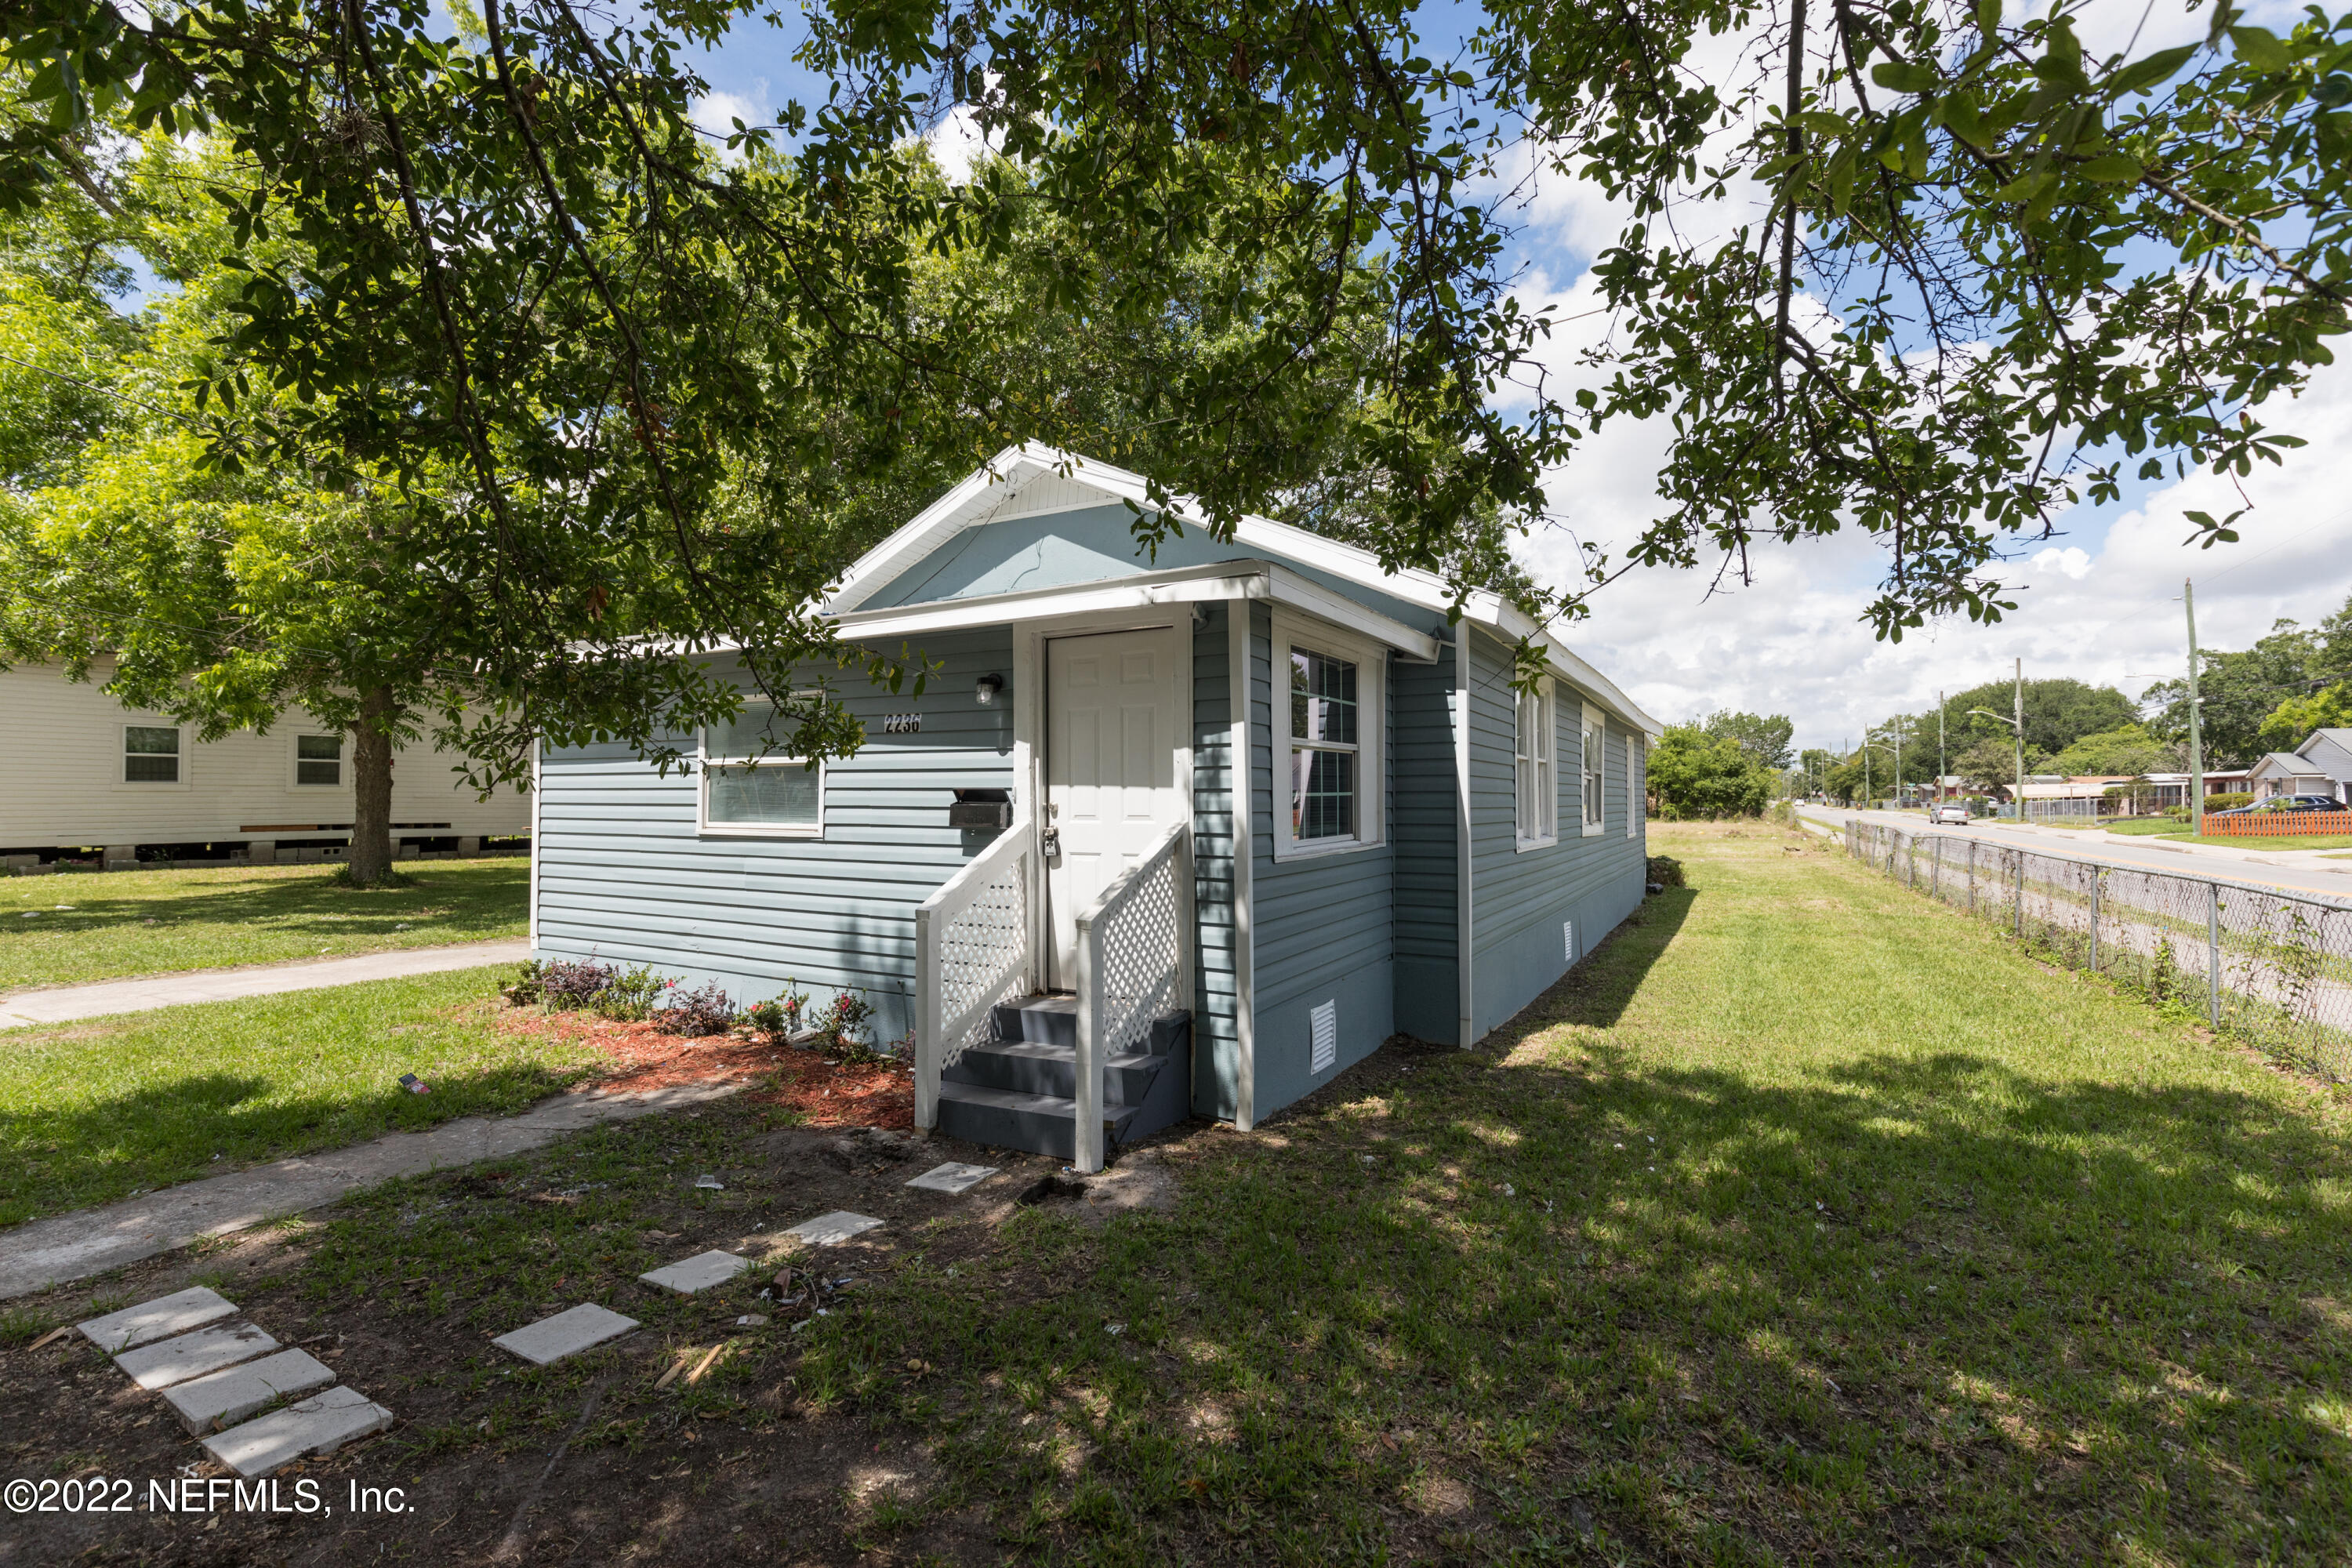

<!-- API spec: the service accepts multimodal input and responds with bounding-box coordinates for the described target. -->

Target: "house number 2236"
[882,713,922,734]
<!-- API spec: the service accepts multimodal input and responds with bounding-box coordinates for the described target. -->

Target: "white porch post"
[914,902,941,1131]
[1073,909,1105,1174]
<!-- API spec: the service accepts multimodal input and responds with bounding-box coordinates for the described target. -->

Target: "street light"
[1861,740,1897,809]
[1867,720,1904,808]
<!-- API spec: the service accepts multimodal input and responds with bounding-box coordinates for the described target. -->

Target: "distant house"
[2246,731,2352,802]
[532,447,1663,1168]
[0,660,528,869]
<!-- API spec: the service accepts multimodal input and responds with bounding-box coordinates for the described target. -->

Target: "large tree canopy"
[5,0,2347,768]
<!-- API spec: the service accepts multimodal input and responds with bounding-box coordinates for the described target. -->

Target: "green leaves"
[1871,60,1942,95]
[2227,25,2292,74]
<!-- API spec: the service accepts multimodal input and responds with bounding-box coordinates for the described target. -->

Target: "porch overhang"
[829,557,1444,663]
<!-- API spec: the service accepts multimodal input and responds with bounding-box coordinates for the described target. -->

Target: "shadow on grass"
[0,1057,590,1226]
[787,892,2352,1563]
[0,864,524,942]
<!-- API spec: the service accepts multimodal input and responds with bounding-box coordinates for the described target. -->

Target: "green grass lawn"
[2105,818,2183,835]
[121,823,2348,1564]
[0,857,528,991]
[0,967,599,1225]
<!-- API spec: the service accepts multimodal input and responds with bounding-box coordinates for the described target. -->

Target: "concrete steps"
[937,1003,1191,1160]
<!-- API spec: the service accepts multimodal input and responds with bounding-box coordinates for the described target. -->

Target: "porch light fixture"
[975,673,1004,706]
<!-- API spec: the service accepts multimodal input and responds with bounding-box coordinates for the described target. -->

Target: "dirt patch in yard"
[0,1089,1111,1566]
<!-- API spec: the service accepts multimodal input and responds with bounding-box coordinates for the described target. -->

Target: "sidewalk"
[0,1076,742,1299]
[0,939,532,1030]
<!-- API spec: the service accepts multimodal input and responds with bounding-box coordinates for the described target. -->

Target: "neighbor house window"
[1515,681,1555,849]
[700,698,824,836]
[1272,615,1384,858]
[1581,706,1606,835]
[124,725,180,783]
[296,734,343,786]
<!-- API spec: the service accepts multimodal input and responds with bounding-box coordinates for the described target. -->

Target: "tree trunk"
[349,686,399,885]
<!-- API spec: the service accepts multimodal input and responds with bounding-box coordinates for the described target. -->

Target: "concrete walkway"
[0,1076,742,1299]
[0,939,532,1030]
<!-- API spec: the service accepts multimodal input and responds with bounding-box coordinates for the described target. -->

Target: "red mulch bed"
[498,1010,915,1129]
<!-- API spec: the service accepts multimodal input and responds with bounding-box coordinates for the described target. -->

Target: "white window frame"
[1515,677,1557,850]
[121,722,185,787]
[291,731,346,789]
[1272,611,1385,861]
[698,695,827,839]
[1628,733,1642,837]
[1581,702,1606,837]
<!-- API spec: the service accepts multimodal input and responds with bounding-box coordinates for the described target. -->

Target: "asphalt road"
[1795,804,2352,906]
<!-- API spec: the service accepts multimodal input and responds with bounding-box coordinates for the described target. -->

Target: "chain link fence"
[1844,821,2352,1082]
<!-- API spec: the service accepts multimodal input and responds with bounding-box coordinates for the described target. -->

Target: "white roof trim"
[822,443,1653,728]
[830,557,1442,662]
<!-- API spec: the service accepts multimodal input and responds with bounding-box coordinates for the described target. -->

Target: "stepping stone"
[491,1303,640,1366]
[639,1250,750,1296]
[201,1386,393,1478]
[78,1287,237,1354]
[114,1321,279,1392]
[906,1161,997,1195]
[162,1348,335,1435]
[782,1210,884,1247]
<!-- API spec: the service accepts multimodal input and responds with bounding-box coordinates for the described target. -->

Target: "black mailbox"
[949,787,1011,830]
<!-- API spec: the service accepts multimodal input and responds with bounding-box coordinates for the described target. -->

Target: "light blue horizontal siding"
[1465,626,1646,1039]
[866,503,1448,640]
[534,633,1017,1042]
[1250,602,1396,1114]
[1390,646,1459,1042]
[1190,604,1242,1120]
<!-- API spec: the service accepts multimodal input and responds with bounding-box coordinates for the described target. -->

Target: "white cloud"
[1532,354,2352,749]
[924,102,1001,183]
[2032,546,2092,581]
[691,82,771,157]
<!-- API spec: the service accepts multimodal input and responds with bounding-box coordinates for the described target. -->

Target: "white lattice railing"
[913,815,1033,1131]
[1073,821,1194,1173]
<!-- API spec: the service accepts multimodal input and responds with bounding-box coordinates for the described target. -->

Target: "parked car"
[1931,803,1971,826]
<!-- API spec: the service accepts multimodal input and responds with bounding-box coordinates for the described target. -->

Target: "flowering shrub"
[823,990,879,1060]
[739,984,809,1040]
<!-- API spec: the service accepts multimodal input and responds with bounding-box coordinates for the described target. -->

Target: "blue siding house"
[532,448,1661,1169]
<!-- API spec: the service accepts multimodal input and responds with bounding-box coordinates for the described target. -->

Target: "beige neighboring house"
[1,660,528,869]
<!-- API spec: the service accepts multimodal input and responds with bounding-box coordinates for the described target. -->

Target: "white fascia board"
[832,560,1265,641]
[829,556,1439,661]
[1266,565,1441,662]
[827,445,1062,613]
[1473,594,1663,739]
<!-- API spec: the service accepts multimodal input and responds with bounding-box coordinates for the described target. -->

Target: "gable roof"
[827,445,1664,737]
[2248,751,2325,777]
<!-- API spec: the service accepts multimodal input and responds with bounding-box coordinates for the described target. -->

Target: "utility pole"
[1937,692,1947,804]
[2013,657,2026,821]
[2186,579,2204,837]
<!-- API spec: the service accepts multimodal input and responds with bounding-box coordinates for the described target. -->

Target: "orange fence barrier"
[2198,811,2352,837]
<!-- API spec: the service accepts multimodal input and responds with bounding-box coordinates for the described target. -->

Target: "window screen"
[125,725,180,783]
[703,699,822,831]
[296,734,343,786]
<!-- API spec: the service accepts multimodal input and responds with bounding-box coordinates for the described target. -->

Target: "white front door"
[1045,626,1187,987]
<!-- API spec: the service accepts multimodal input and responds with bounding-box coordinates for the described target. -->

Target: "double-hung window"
[1515,681,1556,848]
[1581,705,1606,835]
[700,698,825,837]
[296,734,343,786]
[123,725,180,783]
[1273,615,1383,858]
